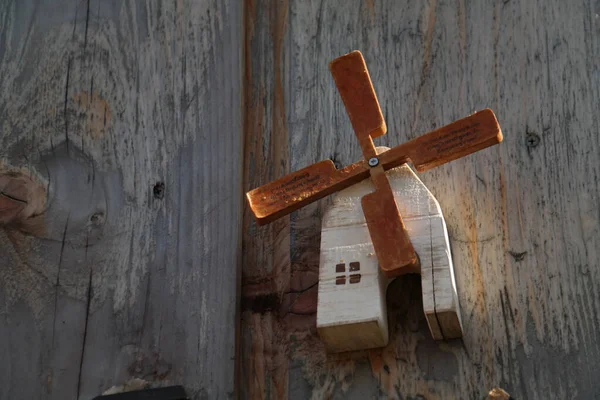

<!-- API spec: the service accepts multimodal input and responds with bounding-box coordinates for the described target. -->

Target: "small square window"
[349,274,361,284]
[336,276,346,285]
[349,262,360,271]
[336,263,345,273]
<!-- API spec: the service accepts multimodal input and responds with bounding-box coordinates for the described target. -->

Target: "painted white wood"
[317,149,463,352]
[317,225,389,352]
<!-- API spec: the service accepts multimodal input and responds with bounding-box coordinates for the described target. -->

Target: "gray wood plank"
[0,1,242,399]
[241,0,600,398]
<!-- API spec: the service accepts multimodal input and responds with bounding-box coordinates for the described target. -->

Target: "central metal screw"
[368,157,379,167]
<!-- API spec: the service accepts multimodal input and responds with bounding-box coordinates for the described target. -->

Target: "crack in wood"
[0,192,28,204]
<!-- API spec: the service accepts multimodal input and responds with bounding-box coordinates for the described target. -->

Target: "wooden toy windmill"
[246,51,502,352]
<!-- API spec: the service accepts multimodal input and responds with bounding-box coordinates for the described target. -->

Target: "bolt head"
[368,157,379,167]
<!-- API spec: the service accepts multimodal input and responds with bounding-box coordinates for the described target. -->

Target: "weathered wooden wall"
[0,1,241,399]
[2,0,599,399]
[241,0,600,399]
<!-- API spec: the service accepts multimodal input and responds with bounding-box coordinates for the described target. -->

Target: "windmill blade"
[380,108,503,172]
[330,50,386,157]
[330,50,418,276]
[361,165,419,278]
[247,160,370,225]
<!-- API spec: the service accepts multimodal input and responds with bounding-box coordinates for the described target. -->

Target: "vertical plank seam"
[235,0,251,397]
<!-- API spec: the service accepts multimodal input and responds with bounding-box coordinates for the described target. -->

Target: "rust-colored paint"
[330,51,418,277]
[329,51,387,143]
[246,50,502,278]
[361,164,419,277]
[247,159,370,224]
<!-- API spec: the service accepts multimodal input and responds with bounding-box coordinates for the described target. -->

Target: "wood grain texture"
[241,0,600,398]
[0,1,242,399]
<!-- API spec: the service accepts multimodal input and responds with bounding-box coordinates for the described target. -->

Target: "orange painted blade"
[246,160,370,225]
[362,166,419,278]
[380,108,503,172]
[329,51,387,147]
[331,50,418,276]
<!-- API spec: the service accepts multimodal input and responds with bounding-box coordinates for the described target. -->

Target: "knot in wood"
[0,171,46,230]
